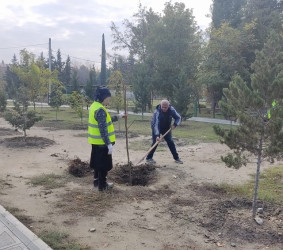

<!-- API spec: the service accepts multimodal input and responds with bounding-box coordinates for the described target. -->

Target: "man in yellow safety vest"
[88,87,127,191]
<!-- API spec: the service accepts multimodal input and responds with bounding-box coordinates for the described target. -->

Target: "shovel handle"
[135,128,172,166]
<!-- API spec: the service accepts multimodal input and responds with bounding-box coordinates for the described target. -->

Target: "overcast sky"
[0,0,212,68]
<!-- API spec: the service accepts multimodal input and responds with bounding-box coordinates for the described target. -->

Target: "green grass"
[219,165,283,205]
[7,104,229,142]
[39,231,89,250]
[117,116,229,143]
[4,206,34,226]
[35,107,88,130]
[28,173,68,189]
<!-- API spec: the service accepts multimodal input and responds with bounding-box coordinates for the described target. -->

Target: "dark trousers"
[94,169,108,190]
[90,144,112,190]
[146,131,179,160]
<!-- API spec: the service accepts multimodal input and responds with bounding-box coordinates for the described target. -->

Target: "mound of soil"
[0,136,55,148]
[200,198,283,246]
[110,162,157,186]
[68,157,91,177]
[189,184,283,247]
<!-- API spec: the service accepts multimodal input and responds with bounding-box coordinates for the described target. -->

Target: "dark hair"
[94,87,111,102]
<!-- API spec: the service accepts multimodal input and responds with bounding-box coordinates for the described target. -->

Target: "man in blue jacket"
[146,99,183,164]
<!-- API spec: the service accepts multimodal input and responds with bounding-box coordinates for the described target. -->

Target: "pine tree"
[85,66,97,100]
[71,69,79,93]
[55,49,65,83]
[214,32,283,217]
[100,34,106,85]
[212,0,246,28]
[63,55,71,94]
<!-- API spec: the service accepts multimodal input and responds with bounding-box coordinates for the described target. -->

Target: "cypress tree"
[100,33,106,85]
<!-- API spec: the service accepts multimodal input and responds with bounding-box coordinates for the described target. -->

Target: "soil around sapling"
[68,157,92,177]
[110,162,157,186]
[0,136,55,148]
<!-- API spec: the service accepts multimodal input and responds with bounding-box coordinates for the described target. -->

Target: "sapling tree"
[4,86,43,137]
[68,91,85,124]
[49,82,65,120]
[108,70,123,114]
[213,32,283,218]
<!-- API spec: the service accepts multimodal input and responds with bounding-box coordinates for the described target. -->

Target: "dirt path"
[0,118,282,250]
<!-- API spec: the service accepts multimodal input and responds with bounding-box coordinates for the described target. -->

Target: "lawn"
[33,106,229,143]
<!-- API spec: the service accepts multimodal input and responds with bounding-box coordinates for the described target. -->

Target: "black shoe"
[93,178,98,187]
[146,158,156,164]
[98,182,114,192]
[175,158,183,164]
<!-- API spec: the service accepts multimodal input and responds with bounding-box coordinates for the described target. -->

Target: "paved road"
[125,110,239,125]
[188,116,239,125]
[6,100,239,126]
[0,205,51,249]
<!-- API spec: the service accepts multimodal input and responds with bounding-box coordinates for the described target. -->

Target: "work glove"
[107,144,113,155]
[119,112,128,118]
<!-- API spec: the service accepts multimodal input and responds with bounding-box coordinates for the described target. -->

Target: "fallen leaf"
[216,242,225,247]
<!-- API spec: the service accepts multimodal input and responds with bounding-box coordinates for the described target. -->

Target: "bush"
[4,109,43,136]
[0,87,7,112]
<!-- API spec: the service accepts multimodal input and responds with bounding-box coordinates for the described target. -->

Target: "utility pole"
[48,38,52,103]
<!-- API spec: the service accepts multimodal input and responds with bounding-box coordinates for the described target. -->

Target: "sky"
[0,0,212,68]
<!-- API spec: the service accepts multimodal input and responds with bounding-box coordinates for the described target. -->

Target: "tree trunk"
[212,102,216,118]
[23,113,27,137]
[123,85,132,184]
[252,133,263,217]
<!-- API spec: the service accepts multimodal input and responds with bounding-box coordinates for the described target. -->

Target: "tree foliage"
[49,82,65,120]
[132,63,151,116]
[198,23,249,117]
[110,4,160,62]
[108,70,124,113]
[4,86,42,137]
[214,32,283,216]
[0,86,7,112]
[211,0,247,29]
[68,91,85,124]
[146,2,201,100]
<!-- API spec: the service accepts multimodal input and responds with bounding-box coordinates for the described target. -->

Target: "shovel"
[133,128,172,166]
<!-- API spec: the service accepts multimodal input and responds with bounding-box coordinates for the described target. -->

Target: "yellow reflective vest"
[88,102,116,145]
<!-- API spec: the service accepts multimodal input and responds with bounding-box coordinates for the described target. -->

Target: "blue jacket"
[151,104,181,136]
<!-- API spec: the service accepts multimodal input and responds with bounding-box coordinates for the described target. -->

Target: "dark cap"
[94,87,111,103]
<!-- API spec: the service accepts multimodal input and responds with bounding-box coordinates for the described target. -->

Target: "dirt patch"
[58,188,127,217]
[129,184,175,201]
[5,207,34,228]
[185,184,283,247]
[0,179,14,194]
[115,131,139,138]
[200,198,283,246]
[110,163,157,186]
[1,116,282,250]
[0,127,21,136]
[68,157,91,177]
[0,136,55,148]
